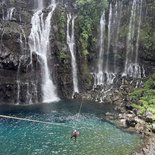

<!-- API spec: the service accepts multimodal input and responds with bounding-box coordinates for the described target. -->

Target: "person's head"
[74,130,77,132]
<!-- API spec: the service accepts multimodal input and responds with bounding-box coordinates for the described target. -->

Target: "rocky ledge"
[75,77,155,155]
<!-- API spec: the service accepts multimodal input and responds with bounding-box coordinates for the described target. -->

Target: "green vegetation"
[56,8,66,43]
[139,1,155,58]
[75,0,108,55]
[75,0,108,85]
[140,24,155,52]
[130,74,155,121]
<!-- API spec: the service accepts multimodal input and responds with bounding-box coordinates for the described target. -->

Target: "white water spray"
[123,0,144,78]
[29,0,59,103]
[105,4,112,72]
[67,13,79,95]
[16,56,23,105]
[5,7,15,20]
[96,11,106,86]
[113,1,122,72]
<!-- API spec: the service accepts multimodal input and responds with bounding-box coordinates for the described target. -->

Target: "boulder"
[125,103,133,111]
[119,119,127,127]
[126,119,137,127]
[152,123,155,133]
[144,111,154,123]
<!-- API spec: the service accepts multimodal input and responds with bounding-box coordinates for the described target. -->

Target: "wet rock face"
[0,84,16,104]
[0,0,155,104]
[0,0,77,103]
[0,45,19,70]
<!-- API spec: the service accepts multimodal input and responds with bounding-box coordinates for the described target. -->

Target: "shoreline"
[104,104,155,155]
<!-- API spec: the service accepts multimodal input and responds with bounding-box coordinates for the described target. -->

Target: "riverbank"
[133,134,155,155]
[74,77,155,154]
[105,110,155,155]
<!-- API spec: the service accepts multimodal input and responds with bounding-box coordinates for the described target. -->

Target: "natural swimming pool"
[0,100,142,155]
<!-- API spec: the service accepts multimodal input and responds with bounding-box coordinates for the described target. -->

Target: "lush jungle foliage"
[130,74,155,121]
[75,0,108,56]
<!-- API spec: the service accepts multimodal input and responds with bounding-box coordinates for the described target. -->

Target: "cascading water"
[122,0,144,78]
[38,0,44,10]
[105,4,112,73]
[104,3,116,85]
[67,13,79,95]
[95,3,118,88]
[16,25,28,104]
[5,7,15,20]
[2,8,5,20]
[94,11,106,87]
[29,0,60,103]
[16,56,22,105]
[113,1,122,73]
[19,26,27,55]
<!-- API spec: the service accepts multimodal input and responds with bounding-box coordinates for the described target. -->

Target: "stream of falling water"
[67,13,79,95]
[95,2,121,88]
[5,7,15,20]
[94,11,105,87]
[28,0,59,103]
[122,0,144,78]
[113,1,122,73]
[105,4,112,73]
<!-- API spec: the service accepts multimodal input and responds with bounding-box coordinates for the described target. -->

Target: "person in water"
[71,130,80,142]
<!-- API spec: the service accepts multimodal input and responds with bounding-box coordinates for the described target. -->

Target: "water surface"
[0,100,141,155]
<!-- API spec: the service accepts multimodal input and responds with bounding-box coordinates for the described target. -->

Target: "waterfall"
[122,0,144,78]
[34,0,44,10]
[26,83,33,104]
[2,8,5,20]
[135,0,143,63]
[16,26,28,104]
[5,7,15,20]
[16,56,22,105]
[67,13,79,95]
[105,4,112,73]
[38,0,44,10]
[19,26,27,55]
[113,1,122,73]
[94,1,123,88]
[95,11,106,86]
[29,0,60,103]
[104,3,116,85]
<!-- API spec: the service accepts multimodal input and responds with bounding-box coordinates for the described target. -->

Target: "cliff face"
[0,0,155,104]
[139,0,155,73]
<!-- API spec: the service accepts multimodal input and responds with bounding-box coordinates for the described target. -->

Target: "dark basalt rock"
[125,103,134,111]
[126,119,137,128]
[0,0,155,104]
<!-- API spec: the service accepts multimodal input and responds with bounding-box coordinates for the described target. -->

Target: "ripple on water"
[0,101,142,155]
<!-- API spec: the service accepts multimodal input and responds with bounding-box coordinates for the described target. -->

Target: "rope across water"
[0,114,71,127]
[0,113,97,131]
[0,100,94,131]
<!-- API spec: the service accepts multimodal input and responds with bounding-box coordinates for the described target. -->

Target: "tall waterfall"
[16,26,30,104]
[105,4,112,73]
[67,13,79,95]
[38,0,44,10]
[29,0,60,103]
[95,11,106,86]
[94,1,123,88]
[5,7,15,20]
[104,3,116,85]
[122,0,144,78]
[113,1,122,72]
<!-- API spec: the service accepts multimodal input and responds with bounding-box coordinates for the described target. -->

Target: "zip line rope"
[0,114,102,131]
[0,100,88,131]
[0,114,71,128]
